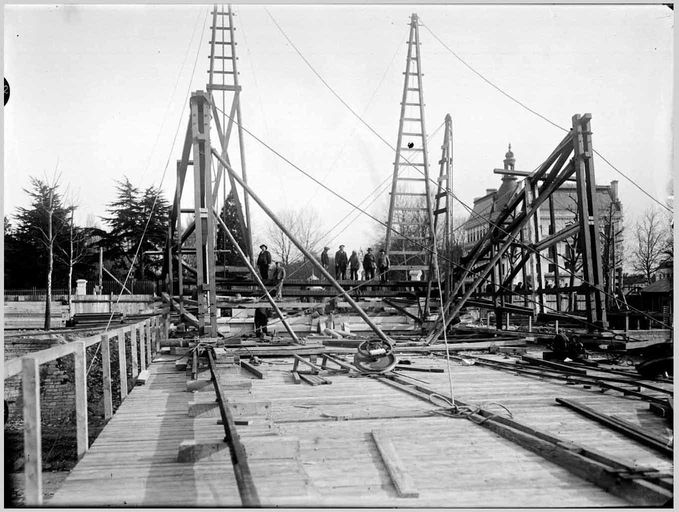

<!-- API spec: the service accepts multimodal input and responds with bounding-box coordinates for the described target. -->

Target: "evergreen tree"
[216,190,248,266]
[103,177,170,280]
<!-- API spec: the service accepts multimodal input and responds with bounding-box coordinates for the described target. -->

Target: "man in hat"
[335,245,348,280]
[362,248,376,280]
[320,246,330,271]
[377,248,390,282]
[257,244,272,281]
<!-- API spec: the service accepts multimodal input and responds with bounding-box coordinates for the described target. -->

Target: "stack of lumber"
[4,301,67,329]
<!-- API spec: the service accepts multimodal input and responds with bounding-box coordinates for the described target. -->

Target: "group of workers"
[255,243,392,301]
[320,245,390,283]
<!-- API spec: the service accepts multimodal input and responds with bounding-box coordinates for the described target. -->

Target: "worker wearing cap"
[335,245,348,280]
[363,248,376,280]
[257,244,272,281]
[377,248,390,282]
[320,246,330,271]
[272,261,286,300]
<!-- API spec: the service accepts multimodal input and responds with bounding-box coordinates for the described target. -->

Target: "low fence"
[3,313,170,506]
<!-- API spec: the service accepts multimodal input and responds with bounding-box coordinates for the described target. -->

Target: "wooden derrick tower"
[385,13,436,283]
[166,4,252,336]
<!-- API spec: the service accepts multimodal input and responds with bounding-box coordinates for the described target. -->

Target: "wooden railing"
[3,313,170,506]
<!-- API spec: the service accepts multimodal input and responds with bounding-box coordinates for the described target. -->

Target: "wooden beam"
[116,331,128,399]
[240,360,264,379]
[371,430,419,498]
[22,356,42,506]
[74,341,88,459]
[101,333,113,420]
[556,398,673,457]
[138,326,146,371]
[130,326,139,378]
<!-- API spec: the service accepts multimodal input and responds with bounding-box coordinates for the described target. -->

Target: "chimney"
[610,180,619,201]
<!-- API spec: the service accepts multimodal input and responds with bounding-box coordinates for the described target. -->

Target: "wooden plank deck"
[49,347,671,507]
[49,356,241,507]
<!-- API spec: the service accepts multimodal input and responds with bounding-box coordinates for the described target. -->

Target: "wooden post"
[138,325,146,371]
[145,321,152,365]
[155,317,161,353]
[528,315,533,333]
[625,313,629,334]
[74,341,88,459]
[117,332,128,400]
[130,326,139,377]
[22,356,42,506]
[555,320,559,334]
[99,246,103,293]
[101,334,113,420]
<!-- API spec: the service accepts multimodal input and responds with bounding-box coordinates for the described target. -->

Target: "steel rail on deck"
[205,349,261,506]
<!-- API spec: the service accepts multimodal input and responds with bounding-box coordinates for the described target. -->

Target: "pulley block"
[353,339,397,373]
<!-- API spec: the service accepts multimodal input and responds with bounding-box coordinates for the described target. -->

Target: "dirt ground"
[5,471,70,507]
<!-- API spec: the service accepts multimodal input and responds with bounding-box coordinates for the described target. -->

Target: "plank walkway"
[49,347,671,507]
[49,356,241,506]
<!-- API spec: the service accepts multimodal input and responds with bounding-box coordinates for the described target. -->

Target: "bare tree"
[55,204,90,317]
[265,207,323,266]
[631,207,666,283]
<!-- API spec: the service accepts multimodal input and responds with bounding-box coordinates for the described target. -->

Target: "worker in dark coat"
[257,244,271,281]
[377,248,390,282]
[254,307,268,338]
[272,261,286,300]
[335,245,348,280]
[349,250,360,280]
[320,246,330,271]
[363,248,376,280]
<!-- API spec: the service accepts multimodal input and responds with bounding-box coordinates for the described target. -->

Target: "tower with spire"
[503,143,515,171]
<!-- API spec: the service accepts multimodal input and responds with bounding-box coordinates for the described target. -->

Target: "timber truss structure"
[162,7,611,346]
[426,114,608,343]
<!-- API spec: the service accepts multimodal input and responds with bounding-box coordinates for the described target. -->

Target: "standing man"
[335,245,348,280]
[377,248,390,282]
[363,248,376,280]
[349,250,360,280]
[257,244,272,281]
[272,261,286,300]
[320,246,330,271]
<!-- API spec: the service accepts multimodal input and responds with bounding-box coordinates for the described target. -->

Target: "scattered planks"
[373,373,673,506]
[240,360,264,379]
[371,430,419,498]
[555,398,673,457]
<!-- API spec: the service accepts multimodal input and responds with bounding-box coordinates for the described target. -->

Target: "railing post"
[154,317,161,353]
[130,325,139,377]
[101,334,113,420]
[145,320,152,365]
[118,331,128,399]
[22,356,42,506]
[74,341,88,459]
[138,325,146,371]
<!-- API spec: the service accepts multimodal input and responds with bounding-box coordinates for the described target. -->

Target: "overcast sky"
[3,3,673,256]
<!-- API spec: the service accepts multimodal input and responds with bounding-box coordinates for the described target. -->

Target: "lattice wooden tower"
[165,4,253,336]
[429,113,454,304]
[208,4,253,262]
[385,13,436,281]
